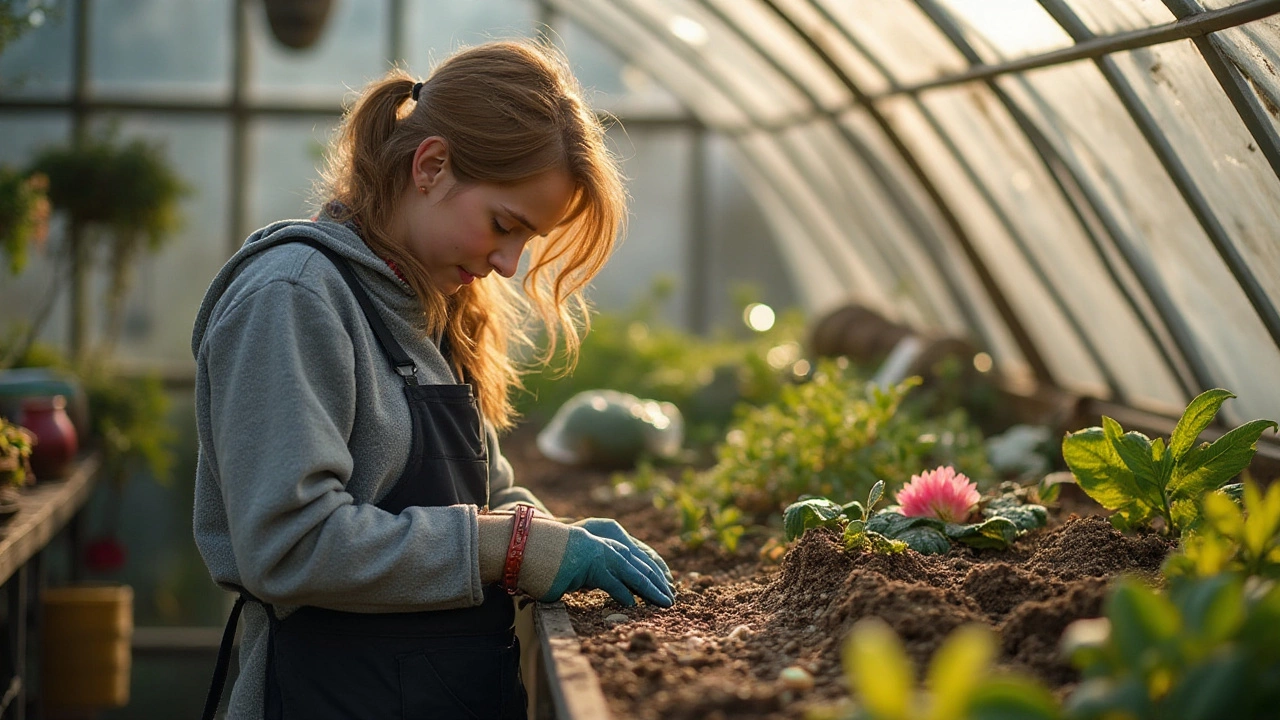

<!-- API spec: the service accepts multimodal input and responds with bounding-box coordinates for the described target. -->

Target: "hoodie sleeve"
[485,422,552,515]
[200,277,485,612]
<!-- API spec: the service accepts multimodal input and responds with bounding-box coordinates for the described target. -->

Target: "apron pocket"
[398,640,525,720]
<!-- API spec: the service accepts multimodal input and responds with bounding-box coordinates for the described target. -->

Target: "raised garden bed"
[504,425,1176,720]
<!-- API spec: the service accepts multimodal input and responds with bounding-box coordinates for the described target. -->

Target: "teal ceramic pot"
[0,368,88,436]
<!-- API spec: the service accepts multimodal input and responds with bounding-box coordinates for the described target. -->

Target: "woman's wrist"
[477,511,570,597]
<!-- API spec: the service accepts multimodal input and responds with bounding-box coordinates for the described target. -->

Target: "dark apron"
[202,239,526,720]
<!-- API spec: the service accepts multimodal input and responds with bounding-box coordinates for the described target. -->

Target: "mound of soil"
[503,425,1175,719]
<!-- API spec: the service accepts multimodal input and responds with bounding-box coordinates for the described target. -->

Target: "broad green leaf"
[783,498,843,541]
[1157,650,1249,720]
[898,525,952,555]
[1170,389,1235,462]
[1171,573,1243,644]
[1169,419,1279,501]
[1062,427,1150,517]
[967,677,1062,720]
[946,518,1019,550]
[1035,473,1071,504]
[1063,677,1152,719]
[1219,483,1244,503]
[867,510,946,537]
[1243,481,1280,560]
[1106,581,1180,670]
[841,501,867,523]
[1170,498,1199,535]
[1201,492,1244,539]
[984,497,1048,532]
[845,619,913,720]
[925,624,995,720]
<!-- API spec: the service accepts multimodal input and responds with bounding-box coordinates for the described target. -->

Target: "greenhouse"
[0,0,1278,718]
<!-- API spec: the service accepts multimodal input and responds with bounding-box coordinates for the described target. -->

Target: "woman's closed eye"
[492,217,512,235]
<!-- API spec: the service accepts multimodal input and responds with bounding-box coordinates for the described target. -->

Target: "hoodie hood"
[192,218,412,358]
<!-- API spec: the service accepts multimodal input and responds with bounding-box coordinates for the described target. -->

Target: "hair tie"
[411,81,423,102]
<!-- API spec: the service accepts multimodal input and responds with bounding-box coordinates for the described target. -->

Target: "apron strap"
[288,238,421,386]
[201,592,249,720]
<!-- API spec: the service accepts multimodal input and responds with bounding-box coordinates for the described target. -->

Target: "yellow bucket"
[41,584,133,710]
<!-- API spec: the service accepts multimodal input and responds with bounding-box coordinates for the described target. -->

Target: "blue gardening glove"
[572,518,674,587]
[539,526,675,608]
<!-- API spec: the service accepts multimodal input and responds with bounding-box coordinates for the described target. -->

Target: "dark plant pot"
[21,395,78,481]
[264,0,334,50]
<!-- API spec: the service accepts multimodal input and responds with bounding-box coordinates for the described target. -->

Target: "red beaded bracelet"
[501,504,535,595]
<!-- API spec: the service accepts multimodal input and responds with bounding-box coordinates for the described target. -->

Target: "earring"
[418,186,428,194]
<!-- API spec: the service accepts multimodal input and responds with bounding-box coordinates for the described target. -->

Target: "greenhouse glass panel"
[813,0,969,89]
[699,0,852,111]
[726,141,845,314]
[838,109,1032,379]
[1110,40,1280,312]
[0,115,72,353]
[1213,20,1280,170]
[548,0,746,128]
[880,94,1110,398]
[933,0,1075,62]
[0,2,73,98]
[916,84,1186,410]
[769,0,892,96]
[704,134,801,328]
[777,122,948,330]
[83,115,230,369]
[621,0,811,123]
[554,15,686,118]
[89,0,232,101]
[588,126,692,327]
[1054,0,1176,35]
[401,0,534,72]
[245,117,339,232]
[247,0,388,105]
[735,132,888,310]
[1001,62,1280,422]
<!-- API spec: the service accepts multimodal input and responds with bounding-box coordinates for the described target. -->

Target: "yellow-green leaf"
[1170,389,1234,461]
[925,624,995,720]
[845,618,913,720]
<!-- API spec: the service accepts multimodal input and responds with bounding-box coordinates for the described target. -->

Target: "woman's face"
[398,137,576,295]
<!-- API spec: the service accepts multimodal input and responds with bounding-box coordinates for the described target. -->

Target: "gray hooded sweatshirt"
[192,217,543,718]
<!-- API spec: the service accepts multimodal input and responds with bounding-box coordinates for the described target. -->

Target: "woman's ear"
[412,136,450,190]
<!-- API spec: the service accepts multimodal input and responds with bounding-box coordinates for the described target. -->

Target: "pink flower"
[896,466,980,523]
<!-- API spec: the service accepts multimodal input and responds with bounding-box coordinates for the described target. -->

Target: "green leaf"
[898,525,952,555]
[1170,419,1279,501]
[1036,472,1075,505]
[841,500,866,524]
[1106,581,1180,671]
[967,677,1062,720]
[1170,389,1235,462]
[1242,481,1280,560]
[1063,676,1152,719]
[1157,650,1249,720]
[1109,427,1167,512]
[945,517,1019,550]
[867,479,885,510]
[783,498,843,541]
[866,510,945,537]
[925,624,995,720]
[845,618,913,720]
[983,496,1048,532]
[1171,573,1243,644]
[1062,427,1152,519]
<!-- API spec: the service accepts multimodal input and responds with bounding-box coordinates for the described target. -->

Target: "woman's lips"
[458,267,476,284]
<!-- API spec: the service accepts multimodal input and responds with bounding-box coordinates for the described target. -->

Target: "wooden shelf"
[0,454,101,586]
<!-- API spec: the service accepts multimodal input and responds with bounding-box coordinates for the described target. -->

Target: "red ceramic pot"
[20,395,78,481]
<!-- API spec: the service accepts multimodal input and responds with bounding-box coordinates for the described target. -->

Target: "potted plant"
[0,415,35,521]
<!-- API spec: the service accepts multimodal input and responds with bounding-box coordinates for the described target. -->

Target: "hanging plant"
[27,130,187,360]
[263,0,334,50]
[0,168,50,275]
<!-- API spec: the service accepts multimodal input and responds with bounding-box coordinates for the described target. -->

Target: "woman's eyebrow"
[501,205,542,235]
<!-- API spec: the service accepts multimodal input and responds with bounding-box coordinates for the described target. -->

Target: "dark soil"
[503,425,1175,720]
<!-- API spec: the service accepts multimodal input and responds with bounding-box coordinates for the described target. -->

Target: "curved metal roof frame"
[548,0,1280,419]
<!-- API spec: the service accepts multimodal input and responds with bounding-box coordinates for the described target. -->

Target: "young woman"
[195,41,674,720]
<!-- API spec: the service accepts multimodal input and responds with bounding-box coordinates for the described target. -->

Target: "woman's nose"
[488,241,523,279]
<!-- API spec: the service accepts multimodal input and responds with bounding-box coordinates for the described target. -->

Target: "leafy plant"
[0,168,49,274]
[865,483,1048,555]
[1062,389,1277,536]
[0,416,35,488]
[1062,573,1280,720]
[807,618,1059,720]
[1163,481,1280,581]
[784,480,907,554]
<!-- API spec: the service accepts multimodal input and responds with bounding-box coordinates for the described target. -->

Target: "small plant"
[0,168,50,274]
[0,416,36,488]
[1062,573,1280,720]
[896,466,980,523]
[784,481,907,554]
[806,618,1059,720]
[1062,388,1278,536]
[1163,480,1280,581]
[865,482,1048,555]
